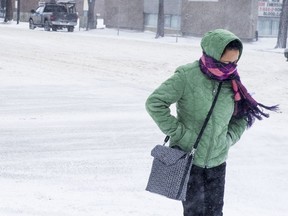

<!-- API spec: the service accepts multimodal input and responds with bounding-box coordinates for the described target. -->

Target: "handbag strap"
[164,82,223,155]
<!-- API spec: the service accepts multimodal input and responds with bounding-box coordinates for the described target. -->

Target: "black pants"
[182,162,226,216]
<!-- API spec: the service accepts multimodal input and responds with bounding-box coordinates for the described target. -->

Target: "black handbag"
[146,82,222,201]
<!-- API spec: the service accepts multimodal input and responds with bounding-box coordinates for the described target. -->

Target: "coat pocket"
[171,130,195,152]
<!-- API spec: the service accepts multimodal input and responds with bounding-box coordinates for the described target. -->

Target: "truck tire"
[29,19,35,30]
[44,20,51,31]
[67,26,74,32]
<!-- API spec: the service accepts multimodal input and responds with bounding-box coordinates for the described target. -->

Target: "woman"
[145,29,277,216]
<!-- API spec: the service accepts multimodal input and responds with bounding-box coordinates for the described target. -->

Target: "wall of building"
[225,0,258,40]
[12,0,260,40]
[21,0,38,12]
[181,0,258,40]
[104,0,144,30]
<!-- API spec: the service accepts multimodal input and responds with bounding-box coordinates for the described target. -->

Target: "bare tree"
[275,0,288,48]
[86,0,97,30]
[0,0,5,9]
[155,0,164,38]
[17,0,20,24]
[4,0,13,22]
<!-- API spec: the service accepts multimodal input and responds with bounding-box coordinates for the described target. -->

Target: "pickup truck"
[29,1,78,32]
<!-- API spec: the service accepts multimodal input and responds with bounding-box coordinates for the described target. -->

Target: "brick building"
[104,0,144,30]
[144,0,259,40]
[9,0,284,39]
[105,0,259,40]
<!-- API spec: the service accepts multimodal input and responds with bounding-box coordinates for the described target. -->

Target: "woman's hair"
[222,40,242,56]
[226,40,242,50]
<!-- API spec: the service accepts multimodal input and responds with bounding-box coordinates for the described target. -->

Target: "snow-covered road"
[0,23,287,215]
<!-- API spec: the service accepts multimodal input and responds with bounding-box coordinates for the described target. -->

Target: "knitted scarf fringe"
[199,53,279,127]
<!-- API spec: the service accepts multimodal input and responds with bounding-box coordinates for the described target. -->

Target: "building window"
[145,13,181,30]
[257,18,279,36]
[165,15,181,29]
[144,13,158,27]
[271,20,279,36]
[258,0,282,36]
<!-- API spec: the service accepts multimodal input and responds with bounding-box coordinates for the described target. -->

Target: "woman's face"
[220,49,240,65]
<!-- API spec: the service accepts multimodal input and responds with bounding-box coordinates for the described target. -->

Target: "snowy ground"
[0,21,287,216]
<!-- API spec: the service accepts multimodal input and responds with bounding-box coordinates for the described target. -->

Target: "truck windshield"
[44,5,67,13]
[56,6,67,13]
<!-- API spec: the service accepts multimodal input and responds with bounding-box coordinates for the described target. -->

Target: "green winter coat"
[146,29,247,168]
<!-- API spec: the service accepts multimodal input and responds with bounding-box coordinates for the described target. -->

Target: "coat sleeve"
[145,71,187,143]
[226,116,247,146]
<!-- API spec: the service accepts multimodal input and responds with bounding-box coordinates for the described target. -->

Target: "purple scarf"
[199,52,278,127]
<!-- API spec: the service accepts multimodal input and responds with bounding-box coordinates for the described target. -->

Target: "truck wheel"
[67,26,74,32]
[44,20,51,31]
[52,26,57,31]
[29,19,35,30]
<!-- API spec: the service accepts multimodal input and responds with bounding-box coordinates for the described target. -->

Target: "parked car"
[29,0,78,32]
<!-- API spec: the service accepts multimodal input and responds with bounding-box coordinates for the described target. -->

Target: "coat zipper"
[204,82,219,168]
